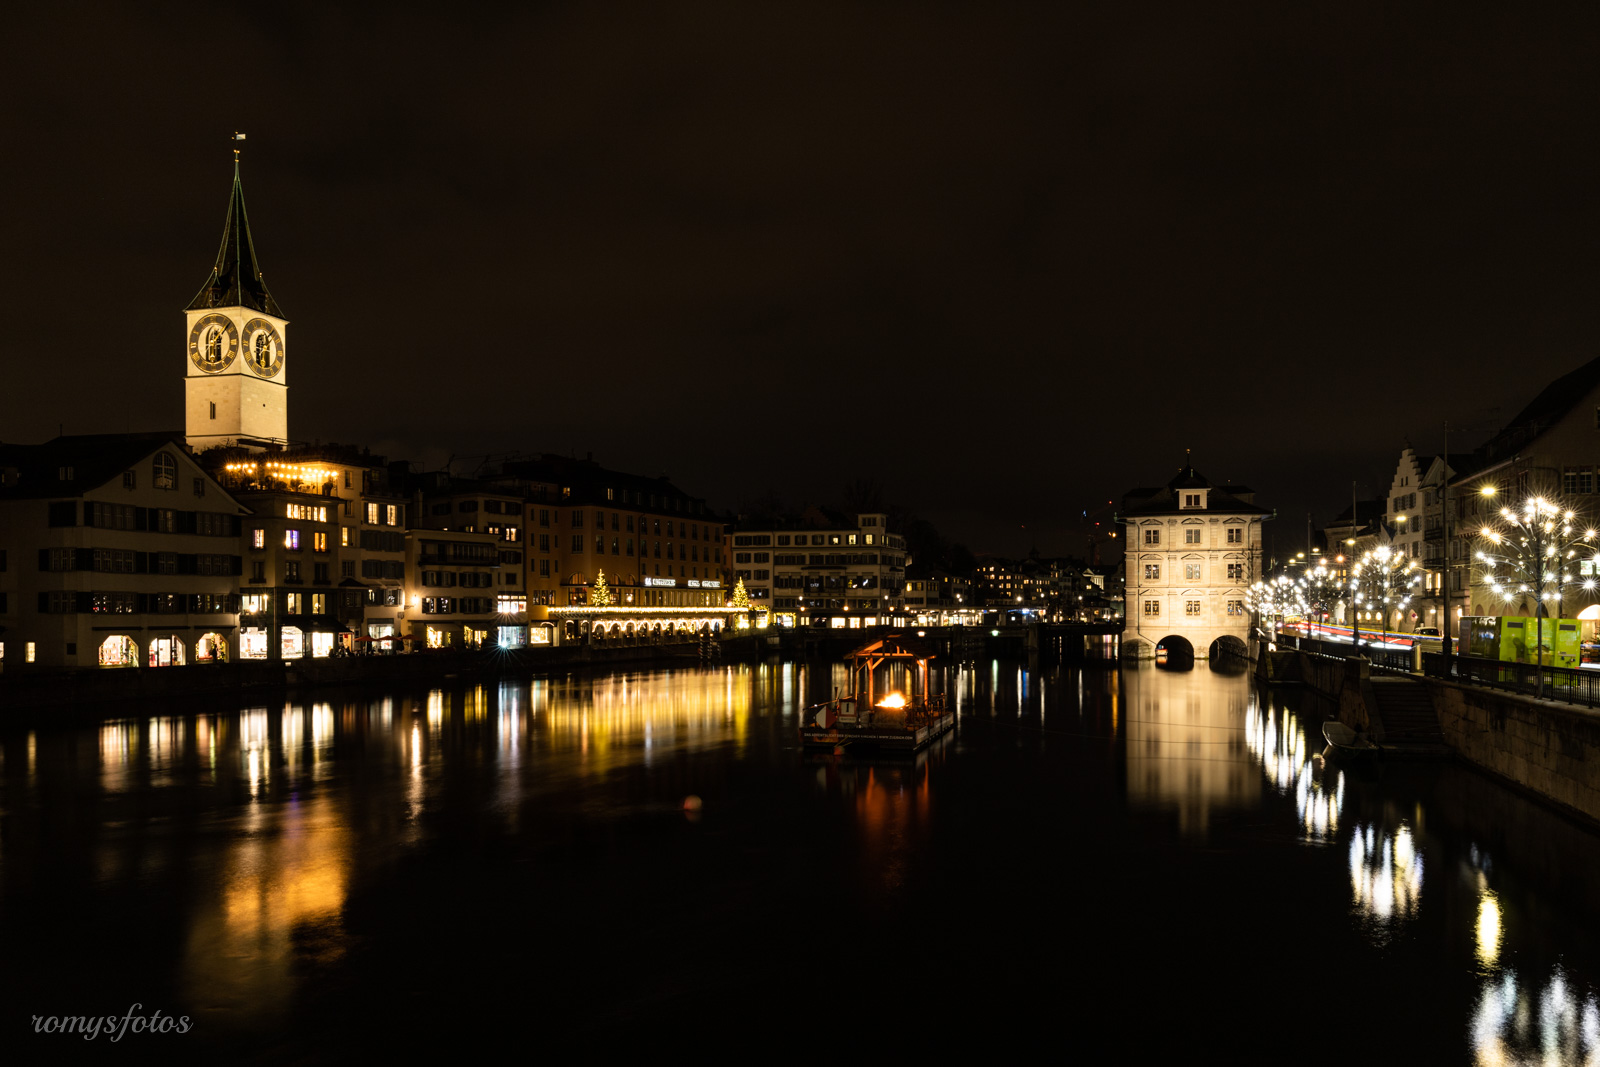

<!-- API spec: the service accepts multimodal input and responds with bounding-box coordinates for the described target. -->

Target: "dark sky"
[6,3,1600,560]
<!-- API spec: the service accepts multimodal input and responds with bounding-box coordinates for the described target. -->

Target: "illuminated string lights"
[1475,496,1598,611]
[1352,545,1422,626]
[222,460,339,485]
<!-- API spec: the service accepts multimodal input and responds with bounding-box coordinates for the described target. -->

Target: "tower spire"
[185,137,283,317]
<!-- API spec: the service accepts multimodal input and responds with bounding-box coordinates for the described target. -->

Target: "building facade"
[730,510,908,628]
[0,434,246,670]
[1119,467,1267,660]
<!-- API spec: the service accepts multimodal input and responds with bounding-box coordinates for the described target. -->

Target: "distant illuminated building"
[1119,464,1267,661]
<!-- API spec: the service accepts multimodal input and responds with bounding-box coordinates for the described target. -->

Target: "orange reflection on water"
[184,790,351,1020]
[533,669,754,775]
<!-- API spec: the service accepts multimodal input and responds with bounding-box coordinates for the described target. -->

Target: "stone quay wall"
[1428,680,1600,826]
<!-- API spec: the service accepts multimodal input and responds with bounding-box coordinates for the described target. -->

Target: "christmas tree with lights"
[592,569,613,607]
[731,577,749,610]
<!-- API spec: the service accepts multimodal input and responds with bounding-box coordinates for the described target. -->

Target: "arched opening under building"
[1209,639,1248,662]
[1155,635,1195,669]
[1209,634,1251,669]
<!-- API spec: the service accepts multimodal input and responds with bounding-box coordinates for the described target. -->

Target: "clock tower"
[184,151,289,450]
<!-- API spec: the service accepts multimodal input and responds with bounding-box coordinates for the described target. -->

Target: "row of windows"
[735,532,897,548]
[39,591,240,614]
[419,570,495,588]
[547,509,722,541]
[419,597,495,615]
[39,548,241,575]
[418,541,499,564]
[364,503,405,527]
[50,502,238,536]
[1141,599,1246,617]
[1141,563,1246,581]
[1142,527,1245,546]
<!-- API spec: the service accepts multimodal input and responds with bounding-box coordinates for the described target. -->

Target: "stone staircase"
[1369,677,1444,744]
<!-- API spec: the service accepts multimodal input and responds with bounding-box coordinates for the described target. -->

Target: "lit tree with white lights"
[730,578,750,611]
[1297,563,1350,636]
[1475,494,1598,691]
[1352,546,1422,634]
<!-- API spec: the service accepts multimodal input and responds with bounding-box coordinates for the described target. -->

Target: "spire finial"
[232,131,246,164]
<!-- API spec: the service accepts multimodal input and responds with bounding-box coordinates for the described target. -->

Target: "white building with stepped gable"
[1118,465,1268,661]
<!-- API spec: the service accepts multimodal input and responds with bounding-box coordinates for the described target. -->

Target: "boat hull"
[800,713,955,752]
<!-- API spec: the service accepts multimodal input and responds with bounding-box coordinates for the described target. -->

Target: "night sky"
[6,3,1600,560]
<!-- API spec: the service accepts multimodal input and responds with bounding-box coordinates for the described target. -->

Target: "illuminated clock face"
[187,314,238,373]
[242,318,285,378]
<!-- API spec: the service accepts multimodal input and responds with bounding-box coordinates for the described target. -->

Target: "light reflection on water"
[7,660,1600,1059]
[1472,967,1600,1067]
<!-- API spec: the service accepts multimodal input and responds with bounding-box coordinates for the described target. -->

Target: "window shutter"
[76,548,92,570]
[38,592,50,612]
[135,508,148,531]
[77,591,93,612]
[134,552,148,574]
[231,555,243,575]
[37,549,49,570]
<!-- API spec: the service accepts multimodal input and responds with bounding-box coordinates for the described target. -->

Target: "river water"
[3,659,1599,1062]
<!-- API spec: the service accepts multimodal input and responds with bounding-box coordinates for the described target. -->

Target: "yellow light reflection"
[1476,889,1502,970]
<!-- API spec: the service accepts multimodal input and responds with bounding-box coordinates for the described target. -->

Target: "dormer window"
[153,452,177,490]
[1181,491,1206,509]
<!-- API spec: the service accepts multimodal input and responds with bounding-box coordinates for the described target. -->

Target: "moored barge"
[800,634,954,752]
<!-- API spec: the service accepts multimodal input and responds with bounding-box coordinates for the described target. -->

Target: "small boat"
[1322,720,1380,757]
[800,634,955,754]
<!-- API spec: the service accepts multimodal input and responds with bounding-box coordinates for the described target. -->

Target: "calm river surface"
[4,659,1600,1062]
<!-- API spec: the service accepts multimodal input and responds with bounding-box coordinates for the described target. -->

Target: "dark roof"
[1120,466,1269,517]
[1479,353,1600,464]
[492,453,720,517]
[1327,499,1387,525]
[185,159,283,317]
[0,432,190,499]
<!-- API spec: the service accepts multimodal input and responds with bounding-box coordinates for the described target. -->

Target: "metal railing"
[1423,652,1600,709]
[1276,632,1417,674]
